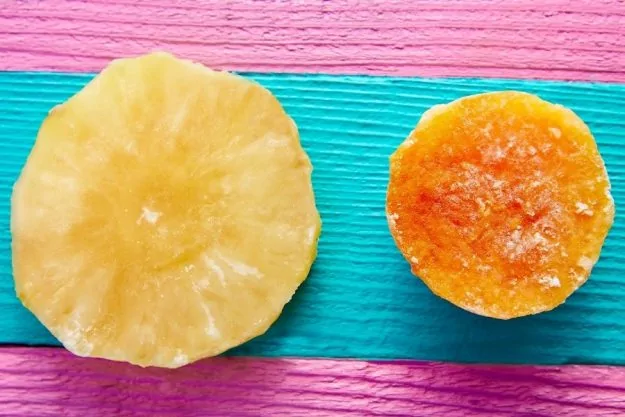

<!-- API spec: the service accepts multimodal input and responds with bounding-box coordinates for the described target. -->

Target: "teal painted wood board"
[1,72,624,364]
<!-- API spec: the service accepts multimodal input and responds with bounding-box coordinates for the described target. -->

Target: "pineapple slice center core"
[137,207,162,225]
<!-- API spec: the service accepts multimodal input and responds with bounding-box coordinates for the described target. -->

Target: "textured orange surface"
[387,92,614,319]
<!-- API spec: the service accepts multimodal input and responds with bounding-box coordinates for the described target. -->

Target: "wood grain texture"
[0,0,624,81]
[1,72,624,364]
[1,348,625,417]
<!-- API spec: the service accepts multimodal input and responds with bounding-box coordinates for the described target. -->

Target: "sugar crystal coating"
[387,91,614,319]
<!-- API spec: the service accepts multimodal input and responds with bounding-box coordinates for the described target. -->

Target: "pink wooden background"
[1,348,625,417]
[0,0,623,81]
[2,0,625,415]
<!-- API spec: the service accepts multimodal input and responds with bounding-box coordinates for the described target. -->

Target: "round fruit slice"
[387,91,614,319]
[12,52,321,367]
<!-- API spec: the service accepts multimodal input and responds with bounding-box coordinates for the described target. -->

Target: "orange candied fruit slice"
[387,91,614,319]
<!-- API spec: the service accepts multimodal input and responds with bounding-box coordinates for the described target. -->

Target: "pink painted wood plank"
[0,348,624,416]
[1,0,624,82]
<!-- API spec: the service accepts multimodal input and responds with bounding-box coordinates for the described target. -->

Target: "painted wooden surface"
[1,72,624,364]
[2,1,625,414]
[0,348,624,417]
[0,0,624,82]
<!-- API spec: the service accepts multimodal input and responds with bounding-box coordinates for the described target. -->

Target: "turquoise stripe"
[1,72,624,364]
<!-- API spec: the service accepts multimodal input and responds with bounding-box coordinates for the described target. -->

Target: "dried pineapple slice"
[12,52,321,367]
[387,91,614,319]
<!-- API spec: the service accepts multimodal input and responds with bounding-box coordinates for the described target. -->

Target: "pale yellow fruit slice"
[11,52,321,368]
